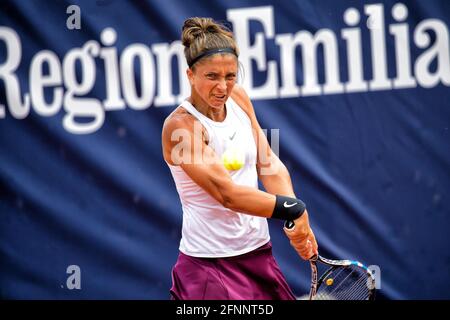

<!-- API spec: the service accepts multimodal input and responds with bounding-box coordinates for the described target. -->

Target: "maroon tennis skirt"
[170,241,296,300]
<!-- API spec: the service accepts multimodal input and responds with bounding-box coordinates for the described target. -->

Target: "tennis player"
[161,17,318,300]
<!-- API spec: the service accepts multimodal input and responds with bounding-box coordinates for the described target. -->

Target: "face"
[187,54,238,111]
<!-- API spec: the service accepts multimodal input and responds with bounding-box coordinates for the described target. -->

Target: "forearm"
[223,184,276,218]
[223,159,299,219]
[223,183,305,223]
[259,158,296,197]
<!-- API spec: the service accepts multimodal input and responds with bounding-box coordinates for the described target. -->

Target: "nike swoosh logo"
[283,202,297,208]
[229,131,236,140]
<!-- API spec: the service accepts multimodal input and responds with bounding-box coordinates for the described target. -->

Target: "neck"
[189,94,226,122]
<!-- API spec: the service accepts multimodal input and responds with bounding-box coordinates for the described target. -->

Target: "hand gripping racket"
[285,220,376,300]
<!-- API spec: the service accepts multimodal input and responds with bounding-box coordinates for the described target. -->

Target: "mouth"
[213,94,226,100]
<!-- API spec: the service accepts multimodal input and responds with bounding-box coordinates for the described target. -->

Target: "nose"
[217,78,227,91]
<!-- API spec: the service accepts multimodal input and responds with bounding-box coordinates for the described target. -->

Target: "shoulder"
[162,106,202,164]
[230,84,255,118]
[163,106,195,133]
[162,106,199,144]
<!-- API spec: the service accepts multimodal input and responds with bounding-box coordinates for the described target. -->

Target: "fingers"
[305,229,318,258]
[309,229,319,255]
[295,238,315,260]
[286,233,314,260]
[301,240,313,260]
[283,210,320,260]
[283,219,309,241]
[284,225,319,260]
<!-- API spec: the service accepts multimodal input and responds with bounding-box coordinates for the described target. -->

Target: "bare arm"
[162,112,276,218]
[259,150,296,197]
[231,85,318,258]
[230,85,296,197]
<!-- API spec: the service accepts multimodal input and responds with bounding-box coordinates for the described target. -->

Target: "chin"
[210,100,226,108]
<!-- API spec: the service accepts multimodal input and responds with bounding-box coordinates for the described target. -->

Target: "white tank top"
[167,97,270,258]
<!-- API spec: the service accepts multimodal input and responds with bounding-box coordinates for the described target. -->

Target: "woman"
[161,17,318,300]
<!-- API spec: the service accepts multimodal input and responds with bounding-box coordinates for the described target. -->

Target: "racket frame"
[283,220,376,300]
[309,255,376,300]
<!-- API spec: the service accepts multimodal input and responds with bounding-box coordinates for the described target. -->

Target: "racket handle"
[284,220,295,229]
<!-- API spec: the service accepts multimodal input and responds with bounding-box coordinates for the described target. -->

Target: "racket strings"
[330,267,369,299]
[315,277,367,300]
[333,274,370,300]
[323,269,369,300]
[318,271,369,300]
[314,269,351,300]
[314,265,372,300]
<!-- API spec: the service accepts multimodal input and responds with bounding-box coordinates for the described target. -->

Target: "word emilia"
[1,3,449,134]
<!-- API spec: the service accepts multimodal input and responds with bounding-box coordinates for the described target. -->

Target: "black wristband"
[271,195,306,221]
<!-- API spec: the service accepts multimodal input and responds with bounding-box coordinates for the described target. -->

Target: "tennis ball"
[222,147,245,171]
[326,278,334,286]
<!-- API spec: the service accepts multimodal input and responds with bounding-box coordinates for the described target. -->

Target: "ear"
[186,68,194,86]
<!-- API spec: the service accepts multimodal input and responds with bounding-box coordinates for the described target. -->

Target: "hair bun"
[205,24,220,34]
[182,18,225,47]
[181,17,238,66]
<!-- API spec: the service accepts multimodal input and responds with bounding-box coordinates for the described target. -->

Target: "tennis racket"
[285,220,376,300]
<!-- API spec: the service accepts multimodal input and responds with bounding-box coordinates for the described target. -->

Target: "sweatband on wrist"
[271,195,306,221]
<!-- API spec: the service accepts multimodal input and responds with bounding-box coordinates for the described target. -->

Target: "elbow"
[258,155,285,177]
[222,196,234,210]
[218,182,237,210]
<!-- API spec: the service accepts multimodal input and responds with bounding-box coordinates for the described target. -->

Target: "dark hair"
[181,17,239,68]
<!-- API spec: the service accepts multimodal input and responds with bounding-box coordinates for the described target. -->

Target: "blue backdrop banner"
[1,0,449,299]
